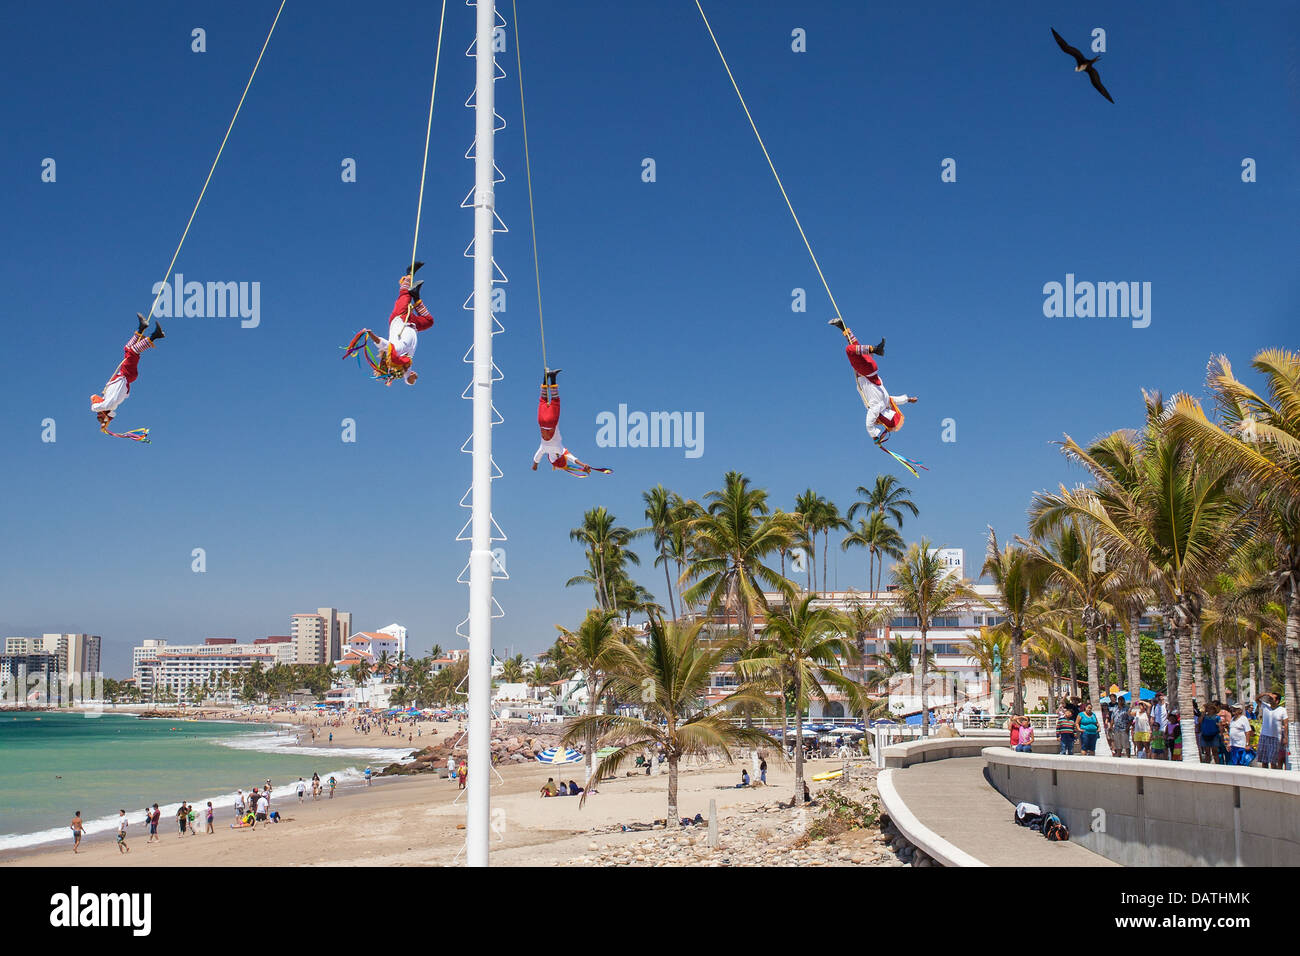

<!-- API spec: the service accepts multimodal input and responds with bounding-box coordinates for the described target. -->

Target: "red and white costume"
[374,279,433,375]
[91,334,153,419]
[534,383,570,469]
[844,336,909,439]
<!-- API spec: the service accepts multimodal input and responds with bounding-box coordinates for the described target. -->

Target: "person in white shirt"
[297,779,306,803]
[256,794,270,822]
[1227,706,1254,765]
[1257,693,1288,769]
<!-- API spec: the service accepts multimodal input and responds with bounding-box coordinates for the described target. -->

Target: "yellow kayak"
[810,769,843,782]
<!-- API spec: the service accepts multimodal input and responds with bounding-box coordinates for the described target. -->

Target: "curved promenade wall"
[983,749,1300,866]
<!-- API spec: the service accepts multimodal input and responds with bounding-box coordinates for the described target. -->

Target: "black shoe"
[827,317,846,332]
[872,338,885,356]
[406,260,425,275]
[136,313,149,335]
[406,279,424,301]
[149,323,165,342]
[547,368,562,385]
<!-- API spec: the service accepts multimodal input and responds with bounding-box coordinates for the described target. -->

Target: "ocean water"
[0,711,411,851]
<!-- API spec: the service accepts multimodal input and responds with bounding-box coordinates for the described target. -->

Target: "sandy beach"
[3,737,878,867]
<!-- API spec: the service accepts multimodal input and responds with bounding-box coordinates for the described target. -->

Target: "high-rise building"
[375,623,407,657]
[134,638,293,701]
[4,635,101,678]
[291,613,327,665]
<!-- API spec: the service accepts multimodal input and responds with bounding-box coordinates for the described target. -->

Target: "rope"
[144,0,287,322]
[512,0,547,373]
[694,0,843,322]
[407,0,449,311]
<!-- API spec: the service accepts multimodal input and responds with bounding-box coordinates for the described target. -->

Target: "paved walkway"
[889,756,1117,867]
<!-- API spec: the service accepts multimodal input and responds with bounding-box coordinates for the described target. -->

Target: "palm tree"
[1167,350,1300,767]
[864,635,932,692]
[681,472,797,648]
[737,596,865,804]
[555,609,634,781]
[570,507,638,612]
[500,654,525,683]
[561,617,775,826]
[891,539,975,736]
[640,485,681,621]
[1048,392,1241,762]
[982,529,1046,716]
[957,627,1010,710]
[842,598,892,723]
[793,489,823,592]
[1023,511,1127,713]
[847,474,919,529]
[842,511,905,597]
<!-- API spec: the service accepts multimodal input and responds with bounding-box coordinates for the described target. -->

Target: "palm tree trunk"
[1085,614,1101,708]
[1161,615,1178,705]
[661,547,678,622]
[667,753,680,828]
[793,672,805,804]
[1011,626,1024,716]
[586,679,598,783]
[1126,613,1141,704]
[920,626,931,738]
[1215,642,1228,702]
[822,531,830,597]
[1191,624,1206,702]
[1285,583,1300,771]
[1176,616,1199,763]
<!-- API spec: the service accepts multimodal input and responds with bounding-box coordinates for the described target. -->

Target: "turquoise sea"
[0,710,409,851]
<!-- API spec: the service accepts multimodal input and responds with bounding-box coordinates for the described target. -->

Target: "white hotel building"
[134,638,295,700]
[702,549,1029,718]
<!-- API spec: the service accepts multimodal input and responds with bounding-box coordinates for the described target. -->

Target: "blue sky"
[1,0,1295,675]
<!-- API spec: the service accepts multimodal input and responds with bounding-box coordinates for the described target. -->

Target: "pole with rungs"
[467,0,498,869]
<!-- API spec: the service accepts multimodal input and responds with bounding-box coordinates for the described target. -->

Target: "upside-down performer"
[530,369,612,477]
[828,316,927,476]
[90,314,164,442]
[343,263,434,386]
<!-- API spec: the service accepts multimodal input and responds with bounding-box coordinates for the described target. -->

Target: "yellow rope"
[512,0,547,373]
[407,0,448,312]
[144,0,287,322]
[694,0,843,322]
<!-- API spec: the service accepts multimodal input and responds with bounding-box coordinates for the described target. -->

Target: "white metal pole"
[467,0,497,869]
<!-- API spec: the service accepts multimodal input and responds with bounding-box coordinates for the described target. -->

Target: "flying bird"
[1051,27,1114,103]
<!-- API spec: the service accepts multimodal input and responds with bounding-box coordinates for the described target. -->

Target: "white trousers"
[92,375,130,413]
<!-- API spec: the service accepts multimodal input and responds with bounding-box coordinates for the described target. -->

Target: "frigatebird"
[1051,27,1114,103]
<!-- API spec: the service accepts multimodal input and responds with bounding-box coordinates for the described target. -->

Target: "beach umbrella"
[535,747,583,764]
[1118,688,1157,701]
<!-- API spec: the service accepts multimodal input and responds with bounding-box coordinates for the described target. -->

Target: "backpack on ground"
[1041,810,1069,841]
[1013,801,1043,830]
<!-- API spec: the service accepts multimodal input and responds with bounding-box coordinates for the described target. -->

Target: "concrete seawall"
[984,749,1300,866]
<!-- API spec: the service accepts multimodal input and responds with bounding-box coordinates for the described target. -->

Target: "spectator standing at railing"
[1078,702,1100,755]
[1110,700,1134,758]
[1016,716,1035,753]
[1056,704,1078,755]
[1132,702,1153,758]
[1150,693,1168,758]
[1008,716,1022,750]
[1256,693,1288,770]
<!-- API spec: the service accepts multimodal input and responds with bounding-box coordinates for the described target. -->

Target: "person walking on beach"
[328,775,337,798]
[256,792,269,825]
[177,803,189,838]
[297,778,306,803]
[364,767,373,786]
[312,773,321,800]
[71,811,83,854]
[147,803,160,843]
[458,761,467,791]
[205,802,214,834]
[117,810,130,853]
[759,758,767,785]
[235,790,246,819]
